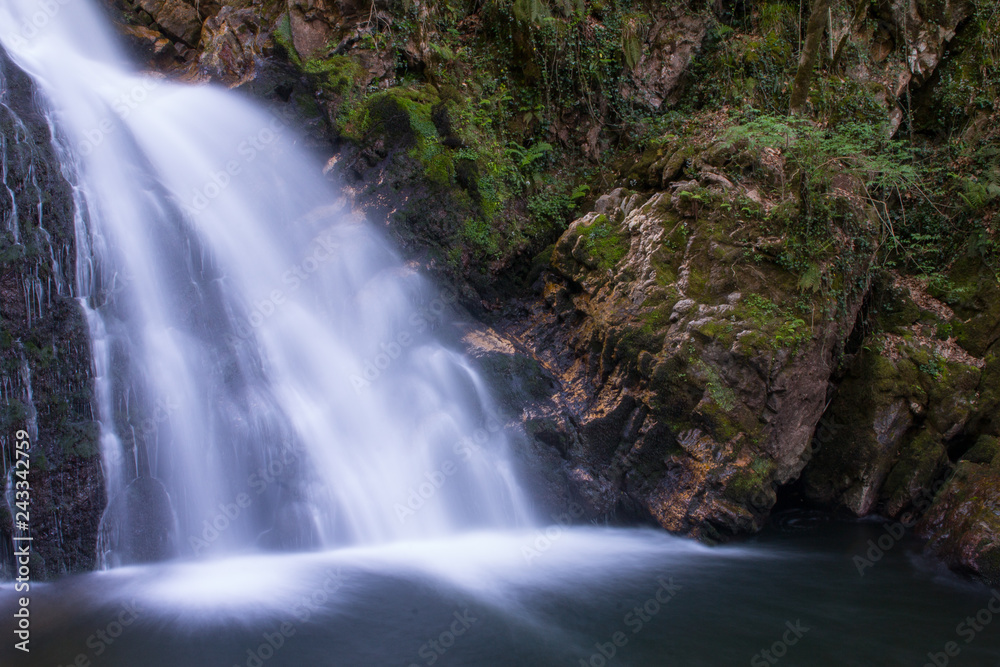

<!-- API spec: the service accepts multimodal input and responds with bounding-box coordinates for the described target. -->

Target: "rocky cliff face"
[13,0,996,584]
[0,50,103,578]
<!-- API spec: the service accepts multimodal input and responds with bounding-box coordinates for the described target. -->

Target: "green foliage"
[481,0,642,132]
[959,164,1000,212]
[463,217,502,258]
[918,354,945,379]
[506,141,554,175]
[735,294,814,352]
[726,114,919,266]
[684,6,798,115]
[527,182,587,227]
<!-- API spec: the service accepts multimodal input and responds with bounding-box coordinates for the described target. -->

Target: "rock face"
[793,258,1000,581]
[918,457,1000,584]
[623,11,706,109]
[134,0,203,45]
[495,161,874,538]
[0,50,103,578]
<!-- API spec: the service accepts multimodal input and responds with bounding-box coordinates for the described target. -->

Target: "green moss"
[724,456,776,504]
[462,218,500,258]
[881,430,948,515]
[696,319,735,345]
[876,285,921,332]
[578,214,629,270]
[303,56,368,94]
[273,13,299,64]
[424,152,455,185]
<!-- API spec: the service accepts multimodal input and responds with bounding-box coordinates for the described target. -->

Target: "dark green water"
[2,512,998,666]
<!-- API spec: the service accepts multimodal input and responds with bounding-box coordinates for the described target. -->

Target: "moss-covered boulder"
[500,154,876,538]
[918,460,1000,585]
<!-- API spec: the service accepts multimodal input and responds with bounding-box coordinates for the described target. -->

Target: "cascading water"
[0,0,531,566]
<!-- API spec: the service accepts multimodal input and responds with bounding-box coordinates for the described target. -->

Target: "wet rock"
[198,7,271,86]
[456,320,578,519]
[0,51,103,578]
[96,477,178,567]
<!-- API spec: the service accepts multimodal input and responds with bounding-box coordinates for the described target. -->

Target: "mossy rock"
[800,347,918,513]
[578,214,630,271]
[919,461,1000,585]
[723,456,776,507]
[932,254,1000,357]
[347,85,442,149]
[961,434,1000,464]
[303,55,368,94]
[874,282,921,333]
[880,429,949,517]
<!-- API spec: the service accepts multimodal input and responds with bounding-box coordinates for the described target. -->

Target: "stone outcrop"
[621,9,706,109]
[494,149,876,538]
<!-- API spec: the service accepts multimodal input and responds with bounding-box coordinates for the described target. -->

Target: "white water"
[0,0,531,564]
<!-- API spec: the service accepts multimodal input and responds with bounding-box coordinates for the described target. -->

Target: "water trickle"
[0,0,533,566]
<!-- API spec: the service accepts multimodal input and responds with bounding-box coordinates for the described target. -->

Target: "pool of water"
[3,513,998,666]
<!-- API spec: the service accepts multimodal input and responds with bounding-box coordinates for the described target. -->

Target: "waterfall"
[0,0,532,565]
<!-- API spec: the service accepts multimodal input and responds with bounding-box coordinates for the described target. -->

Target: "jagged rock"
[198,7,270,86]
[135,0,203,45]
[288,3,334,60]
[888,0,972,87]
